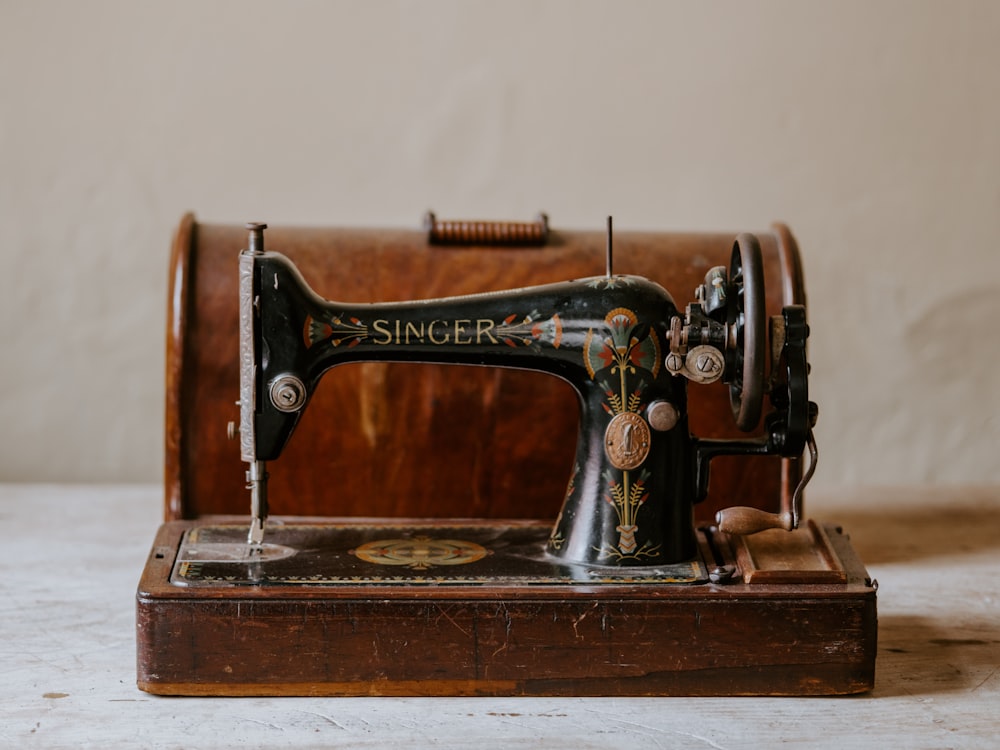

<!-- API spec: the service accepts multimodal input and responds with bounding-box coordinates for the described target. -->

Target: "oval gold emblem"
[604,412,651,470]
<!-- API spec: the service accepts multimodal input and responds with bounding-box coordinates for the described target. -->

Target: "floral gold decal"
[352,537,490,569]
[582,308,662,561]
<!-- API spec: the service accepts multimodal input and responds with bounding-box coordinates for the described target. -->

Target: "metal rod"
[606,215,613,278]
[246,222,267,255]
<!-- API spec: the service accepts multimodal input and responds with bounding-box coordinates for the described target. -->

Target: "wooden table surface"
[1,484,997,749]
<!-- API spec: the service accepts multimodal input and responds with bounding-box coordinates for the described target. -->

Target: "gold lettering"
[428,320,449,344]
[454,319,472,344]
[372,319,392,345]
[405,321,424,344]
[476,319,497,344]
[373,318,507,346]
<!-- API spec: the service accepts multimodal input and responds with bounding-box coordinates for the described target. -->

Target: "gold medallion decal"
[352,536,490,569]
[604,412,651,470]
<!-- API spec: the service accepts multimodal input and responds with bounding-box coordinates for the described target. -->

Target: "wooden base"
[136,517,876,696]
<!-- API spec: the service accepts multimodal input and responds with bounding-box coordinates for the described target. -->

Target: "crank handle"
[715,507,794,535]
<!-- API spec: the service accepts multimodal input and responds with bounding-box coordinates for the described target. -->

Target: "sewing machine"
[137,215,876,696]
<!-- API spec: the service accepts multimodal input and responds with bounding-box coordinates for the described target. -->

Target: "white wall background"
[1,0,998,489]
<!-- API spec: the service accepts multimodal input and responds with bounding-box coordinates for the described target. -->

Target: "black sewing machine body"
[136,217,876,697]
[249,249,698,566]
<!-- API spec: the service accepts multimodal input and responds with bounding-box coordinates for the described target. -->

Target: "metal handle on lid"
[424,211,549,247]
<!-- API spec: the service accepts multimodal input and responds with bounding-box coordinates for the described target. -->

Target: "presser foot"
[247,517,265,548]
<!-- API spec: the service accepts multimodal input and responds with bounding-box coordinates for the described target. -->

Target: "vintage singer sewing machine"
[136,214,876,696]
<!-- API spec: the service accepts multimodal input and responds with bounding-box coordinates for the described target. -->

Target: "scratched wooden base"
[136,518,877,696]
